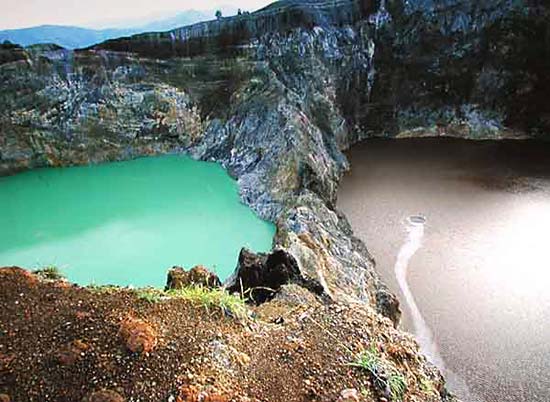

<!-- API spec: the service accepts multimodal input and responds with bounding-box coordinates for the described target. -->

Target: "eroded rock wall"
[366,0,550,139]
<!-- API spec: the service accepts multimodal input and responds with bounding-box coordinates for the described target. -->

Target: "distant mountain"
[0,8,237,49]
[0,25,129,49]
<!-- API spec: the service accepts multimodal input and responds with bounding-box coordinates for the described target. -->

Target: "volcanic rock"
[166,265,222,290]
[118,316,157,354]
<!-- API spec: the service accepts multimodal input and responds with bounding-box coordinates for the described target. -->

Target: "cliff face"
[369,0,550,139]
[0,7,391,315]
[0,0,547,311]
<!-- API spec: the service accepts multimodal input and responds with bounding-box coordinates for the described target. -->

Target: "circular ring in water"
[408,215,427,225]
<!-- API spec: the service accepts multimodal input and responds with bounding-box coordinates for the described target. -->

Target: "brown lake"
[338,138,550,402]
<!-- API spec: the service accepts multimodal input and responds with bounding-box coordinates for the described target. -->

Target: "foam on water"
[395,215,483,402]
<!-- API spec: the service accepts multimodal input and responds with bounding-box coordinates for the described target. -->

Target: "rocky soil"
[0,267,455,402]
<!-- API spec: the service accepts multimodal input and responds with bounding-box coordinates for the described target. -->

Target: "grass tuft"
[85,283,248,320]
[134,288,165,303]
[350,345,407,401]
[86,284,120,294]
[168,286,248,321]
[419,377,437,396]
[33,265,64,280]
[388,372,407,401]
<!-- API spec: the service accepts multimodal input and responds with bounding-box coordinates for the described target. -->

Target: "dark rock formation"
[165,266,222,290]
[226,248,325,304]
[366,0,550,139]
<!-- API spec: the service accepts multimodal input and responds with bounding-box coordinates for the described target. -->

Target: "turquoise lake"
[0,156,275,287]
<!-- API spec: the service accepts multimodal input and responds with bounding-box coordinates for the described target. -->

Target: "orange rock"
[0,394,11,402]
[119,316,157,354]
[82,389,125,402]
[177,385,200,402]
[177,385,229,402]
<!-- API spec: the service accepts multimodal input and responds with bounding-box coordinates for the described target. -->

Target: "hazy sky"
[1,0,274,30]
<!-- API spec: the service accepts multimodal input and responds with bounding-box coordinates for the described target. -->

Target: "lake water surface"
[0,155,275,287]
[338,138,550,402]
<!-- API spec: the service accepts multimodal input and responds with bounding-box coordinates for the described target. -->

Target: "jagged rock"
[82,390,124,402]
[376,288,401,327]
[166,266,222,290]
[1,1,547,313]
[226,248,324,303]
[118,316,157,354]
[0,4,547,400]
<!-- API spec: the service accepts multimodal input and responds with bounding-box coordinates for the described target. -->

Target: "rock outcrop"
[367,0,550,139]
[166,266,222,290]
[226,248,325,303]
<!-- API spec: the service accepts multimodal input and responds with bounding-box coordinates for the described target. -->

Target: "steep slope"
[0,267,454,402]
[366,0,550,139]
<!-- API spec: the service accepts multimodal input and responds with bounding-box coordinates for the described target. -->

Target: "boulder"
[118,316,157,354]
[226,248,324,304]
[166,265,221,290]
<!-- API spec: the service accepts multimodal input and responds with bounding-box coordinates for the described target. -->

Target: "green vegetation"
[134,288,165,303]
[350,344,407,401]
[168,286,248,321]
[33,265,64,280]
[387,372,407,401]
[86,283,248,320]
[134,285,249,321]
